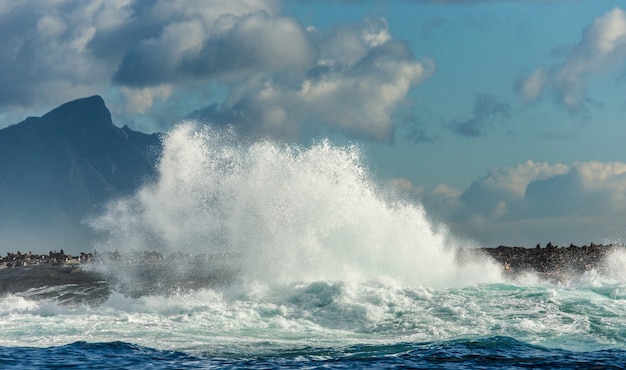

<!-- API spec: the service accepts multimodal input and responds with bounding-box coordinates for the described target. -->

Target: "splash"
[90,123,501,288]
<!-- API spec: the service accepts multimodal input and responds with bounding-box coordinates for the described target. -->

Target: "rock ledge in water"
[1,243,624,298]
[478,243,624,281]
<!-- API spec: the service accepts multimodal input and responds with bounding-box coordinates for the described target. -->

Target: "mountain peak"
[42,95,112,131]
[0,95,162,254]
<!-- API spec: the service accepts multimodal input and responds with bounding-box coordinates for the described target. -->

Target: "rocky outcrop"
[0,250,105,305]
[0,250,229,303]
[1,243,623,304]
[479,243,623,280]
[1,250,94,268]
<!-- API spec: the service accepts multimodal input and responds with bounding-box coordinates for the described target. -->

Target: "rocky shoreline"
[478,242,624,281]
[0,243,624,298]
[0,250,101,300]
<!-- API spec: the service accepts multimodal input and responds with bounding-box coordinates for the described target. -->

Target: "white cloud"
[121,85,173,114]
[37,14,68,38]
[459,160,626,221]
[0,1,111,108]
[585,7,626,55]
[518,67,547,102]
[410,0,562,3]
[389,178,462,222]
[526,161,626,214]
[468,160,569,198]
[192,17,435,141]
[318,17,391,67]
[241,55,434,141]
[398,160,626,246]
[0,0,432,142]
[113,11,317,86]
[517,7,626,111]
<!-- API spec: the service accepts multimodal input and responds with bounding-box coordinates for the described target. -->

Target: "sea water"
[2,123,626,369]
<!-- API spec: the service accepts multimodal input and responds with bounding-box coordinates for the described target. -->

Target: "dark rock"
[0,249,229,304]
[480,243,624,281]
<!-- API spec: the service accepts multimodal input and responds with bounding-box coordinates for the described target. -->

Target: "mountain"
[0,96,162,253]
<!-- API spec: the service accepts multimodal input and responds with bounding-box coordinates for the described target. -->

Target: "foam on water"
[4,123,626,355]
[2,278,626,353]
[90,122,501,288]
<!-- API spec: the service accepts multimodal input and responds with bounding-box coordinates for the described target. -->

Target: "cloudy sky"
[1,0,625,247]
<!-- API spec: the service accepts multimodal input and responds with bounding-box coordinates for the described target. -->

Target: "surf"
[4,123,626,357]
[88,122,502,290]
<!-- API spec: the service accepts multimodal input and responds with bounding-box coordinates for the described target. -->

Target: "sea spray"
[90,122,502,289]
[5,126,626,363]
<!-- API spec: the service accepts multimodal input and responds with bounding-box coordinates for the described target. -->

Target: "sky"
[1,0,625,247]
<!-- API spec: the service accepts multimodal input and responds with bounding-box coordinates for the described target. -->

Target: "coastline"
[0,243,623,297]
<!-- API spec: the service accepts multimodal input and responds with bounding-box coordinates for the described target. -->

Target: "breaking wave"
[89,122,501,289]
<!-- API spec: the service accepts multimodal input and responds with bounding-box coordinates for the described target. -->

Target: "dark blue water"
[1,337,624,369]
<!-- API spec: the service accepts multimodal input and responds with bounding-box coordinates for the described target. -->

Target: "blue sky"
[1,0,625,247]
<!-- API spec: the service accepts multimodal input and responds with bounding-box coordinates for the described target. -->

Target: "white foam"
[90,122,501,288]
[3,278,626,352]
[11,123,626,352]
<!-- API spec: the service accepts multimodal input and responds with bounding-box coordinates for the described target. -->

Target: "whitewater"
[2,123,626,368]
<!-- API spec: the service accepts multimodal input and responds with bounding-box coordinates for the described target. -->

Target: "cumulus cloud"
[401,0,561,4]
[517,67,548,102]
[0,0,113,108]
[517,7,626,111]
[446,94,511,137]
[121,85,173,114]
[113,11,316,86]
[525,161,626,218]
[0,0,279,109]
[394,160,626,246]
[455,160,626,223]
[190,17,435,141]
[458,160,568,220]
[0,0,433,142]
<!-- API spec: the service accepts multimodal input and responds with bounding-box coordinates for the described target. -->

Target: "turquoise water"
[2,276,626,368]
[2,123,625,368]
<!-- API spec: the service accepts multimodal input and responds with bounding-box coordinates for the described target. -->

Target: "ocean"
[3,278,626,368]
[2,123,626,369]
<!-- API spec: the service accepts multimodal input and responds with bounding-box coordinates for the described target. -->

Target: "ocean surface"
[2,123,626,369]
[3,276,626,369]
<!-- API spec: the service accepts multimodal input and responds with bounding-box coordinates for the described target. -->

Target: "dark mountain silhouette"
[0,96,162,253]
